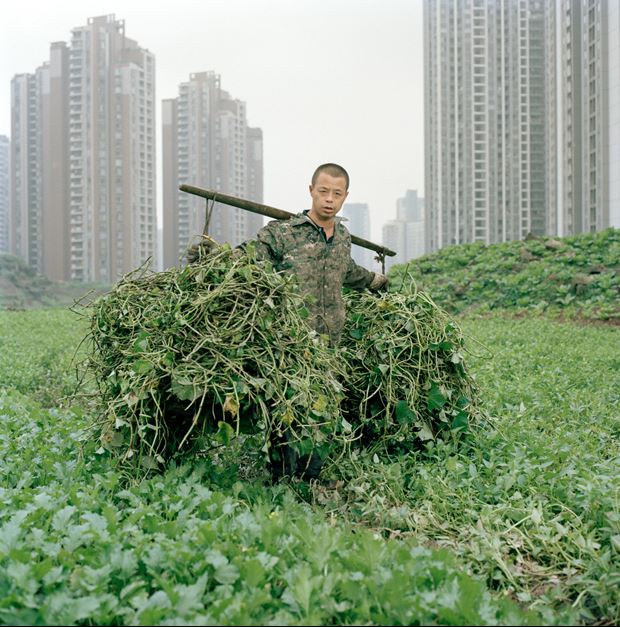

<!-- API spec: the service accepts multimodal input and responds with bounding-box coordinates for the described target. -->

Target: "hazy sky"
[0,0,424,242]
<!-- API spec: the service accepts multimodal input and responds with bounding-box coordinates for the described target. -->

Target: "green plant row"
[317,315,620,625]
[0,309,87,406]
[0,389,540,626]
[389,228,619,320]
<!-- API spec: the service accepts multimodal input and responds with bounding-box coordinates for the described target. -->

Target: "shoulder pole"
[180,184,396,271]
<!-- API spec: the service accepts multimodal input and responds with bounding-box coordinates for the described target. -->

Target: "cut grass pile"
[341,287,480,450]
[83,245,346,473]
[83,245,479,476]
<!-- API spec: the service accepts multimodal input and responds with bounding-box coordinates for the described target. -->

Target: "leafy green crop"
[320,315,620,625]
[389,228,619,321]
[2,268,618,624]
[0,389,541,626]
[0,309,87,406]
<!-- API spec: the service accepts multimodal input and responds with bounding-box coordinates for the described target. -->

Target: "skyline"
[0,0,424,244]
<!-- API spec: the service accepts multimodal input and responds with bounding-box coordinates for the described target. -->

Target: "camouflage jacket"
[252,211,375,345]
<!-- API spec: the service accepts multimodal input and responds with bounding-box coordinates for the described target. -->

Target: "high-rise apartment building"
[10,73,40,268]
[42,42,70,281]
[68,16,156,281]
[0,136,9,253]
[382,190,425,271]
[382,221,404,272]
[162,72,263,269]
[424,0,620,250]
[553,0,620,233]
[609,1,620,228]
[340,202,374,269]
[424,0,548,253]
[10,15,156,282]
[399,189,425,262]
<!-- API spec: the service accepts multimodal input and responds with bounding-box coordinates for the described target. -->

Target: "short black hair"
[311,163,350,190]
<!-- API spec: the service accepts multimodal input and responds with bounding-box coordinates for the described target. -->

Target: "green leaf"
[456,395,470,408]
[395,400,415,424]
[132,359,154,375]
[214,563,240,585]
[427,383,447,411]
[140,455,160,470]
[450,352,463,364]
[215,421,235,446]
[239,559,266,587]
[170,374,200,401]
[349,327,364,340]
[132,330,150,354]
[451,411,469,431]
[417,424,434,441]
[430,341,453,351]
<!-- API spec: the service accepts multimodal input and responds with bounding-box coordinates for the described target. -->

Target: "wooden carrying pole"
[179,184,396,271]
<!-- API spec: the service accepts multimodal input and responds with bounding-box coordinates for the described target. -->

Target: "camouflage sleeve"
[343,256,375,290]
[241,220,284,263]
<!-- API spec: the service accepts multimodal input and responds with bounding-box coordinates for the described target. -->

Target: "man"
[250,163,388,481]
[252,163,387,347]
[188,163,388,481]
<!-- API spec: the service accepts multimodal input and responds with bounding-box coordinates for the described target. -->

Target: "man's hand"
[186,236,219,264]
[369,273,389,292]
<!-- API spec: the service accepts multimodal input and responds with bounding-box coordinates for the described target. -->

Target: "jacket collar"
[290,210,345,230]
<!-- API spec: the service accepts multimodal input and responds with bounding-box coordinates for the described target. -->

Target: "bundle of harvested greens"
[84,244,347,471]
[341,285,481,451]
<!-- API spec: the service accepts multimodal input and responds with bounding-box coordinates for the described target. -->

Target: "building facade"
[10,15,156,282]
[162,72,264,269]
[67,16,156,281]
[340,202,374,269]
[555,0,620,233]
[10,73,40,269]
[424,0,548,253]
[424,0,620,251]
[382,189,425,271]
[0,136,9,253]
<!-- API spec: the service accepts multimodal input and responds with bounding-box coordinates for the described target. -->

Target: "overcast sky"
[0,0,424,242]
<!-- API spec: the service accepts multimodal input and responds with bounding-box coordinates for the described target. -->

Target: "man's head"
[311,163,349,191]
[308,163,349,226]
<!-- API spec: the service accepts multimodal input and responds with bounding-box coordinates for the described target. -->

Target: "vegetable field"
[1,304,618,625]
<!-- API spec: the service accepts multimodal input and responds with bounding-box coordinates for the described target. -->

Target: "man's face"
[309,172,349,224]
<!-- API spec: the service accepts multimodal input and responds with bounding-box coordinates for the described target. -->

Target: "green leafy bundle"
[341,287,481,450]
[84,244,346,472]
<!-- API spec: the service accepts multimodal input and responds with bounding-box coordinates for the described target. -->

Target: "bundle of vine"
[84,243,347,472]
[83,244,481,473]
[340,286,481,452]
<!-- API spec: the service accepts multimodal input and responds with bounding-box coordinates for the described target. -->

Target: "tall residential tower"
[67,16,156,281]
[382,190,425,270]
[10,15,156,281]
[424,0,620,252]
[162,72,263,269]
[340,202,373,269]
[424,0,548,253]
[0,136,8,253]
[555,0,620,233]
